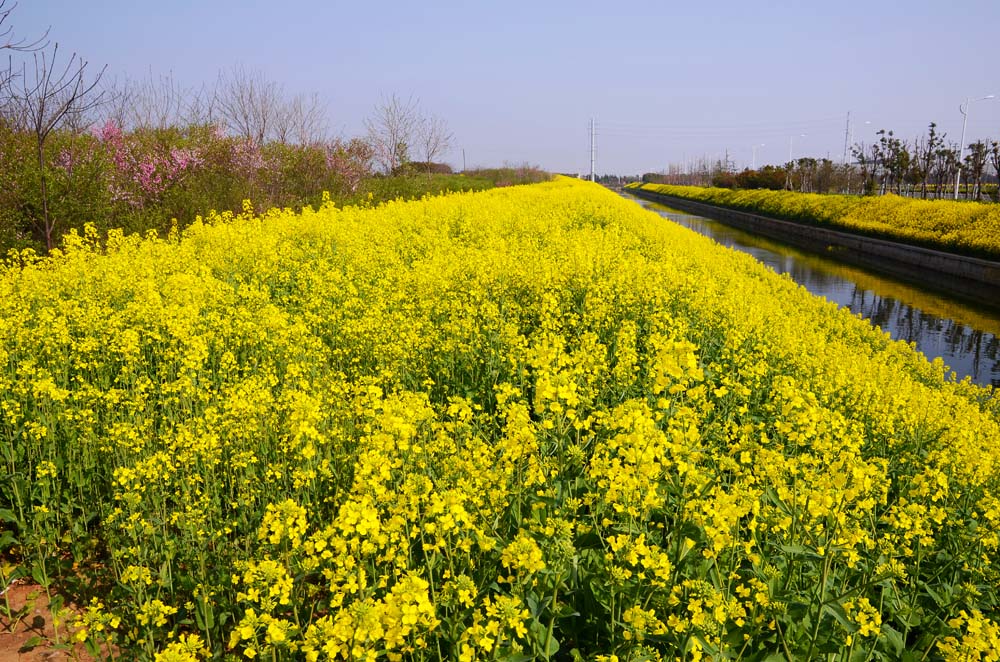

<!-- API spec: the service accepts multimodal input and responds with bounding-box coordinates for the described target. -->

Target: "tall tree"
[365,93,420,174]
[931,143,960,195]
[273,92,328,145]
[183,82,219,128]
[990,140,1000,202]
[214,64,282,145]
[416,114,452,167]
[11,43,105,249]
[964,140,988,201]
[917,122,944,198]
[852,142,879,195]
[109,70,187,130]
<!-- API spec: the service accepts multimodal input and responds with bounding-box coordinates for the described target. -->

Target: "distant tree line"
[850,123,1000,200]
[635,122,1000,201]
[0,1,501,255]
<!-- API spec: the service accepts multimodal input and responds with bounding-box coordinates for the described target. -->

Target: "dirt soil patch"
[0,581,89,661]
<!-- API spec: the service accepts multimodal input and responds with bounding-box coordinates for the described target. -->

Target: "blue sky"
[12,0,1000,174]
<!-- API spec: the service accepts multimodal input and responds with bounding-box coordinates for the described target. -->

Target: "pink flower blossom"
[98,121,204,207]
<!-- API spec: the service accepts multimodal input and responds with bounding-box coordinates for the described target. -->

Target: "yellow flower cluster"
[629,182,1000,259]
[2,178,998,659]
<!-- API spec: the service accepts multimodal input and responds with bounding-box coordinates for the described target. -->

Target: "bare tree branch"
[281,92,328,145]
[365,93,420,174]
[0,0,49,52]
[113,69,186,130]
[0,0,50,114]
[12,42,106,249]
[215,64,282,144]
[183,82,219,129]
[417,114,452,165]
[100,74,134,129]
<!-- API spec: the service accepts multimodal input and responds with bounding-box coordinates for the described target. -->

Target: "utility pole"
[843,111,851,164]
[590,118,596,182]
[954,95,996,199]
[462,148,466,172]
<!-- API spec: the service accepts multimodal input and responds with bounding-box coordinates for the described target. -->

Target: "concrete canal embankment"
[628,188,1000,309]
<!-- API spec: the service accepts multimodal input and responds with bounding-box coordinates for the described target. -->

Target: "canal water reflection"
[628,196,1000,388]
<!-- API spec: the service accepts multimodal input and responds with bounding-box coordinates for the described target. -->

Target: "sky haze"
[12,0,1000,174]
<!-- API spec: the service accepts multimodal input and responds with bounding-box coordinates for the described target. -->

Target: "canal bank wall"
[628,188,1000,308]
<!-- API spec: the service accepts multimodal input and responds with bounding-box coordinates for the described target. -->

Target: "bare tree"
[852,142,878,195]
[119,69,186,130]
[0,0,49,115]
[916,122,944,198]
[416,114,452,166]
[99,75,134,130]
[365,93,420,173]
[183,82,219,128]
[273,92,327,145]
[214,64,282,144]
[990,140,1000,202]
[12,43,105,249]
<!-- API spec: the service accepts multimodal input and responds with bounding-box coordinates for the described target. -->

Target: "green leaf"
[0,508,17,524]
[526,619,559,657]
[882,624,905,656]
[764,486,790,513]
[823,601,854,631]
[30,565,50,588]
[195,605,206,630]
[498,653,533,662]
[525,594,540,618]
[0,531,17,550]
[48,593,64,614]
[786,601,810,619]
[556,603,580,618]
[919,581,947,607]
[544,634,559,657]
[528,619,547,645]
[896,605,925,627]
[574,531,603,549]
[19,636,45,652]
[201,602,214,630]
[777,543,821,560]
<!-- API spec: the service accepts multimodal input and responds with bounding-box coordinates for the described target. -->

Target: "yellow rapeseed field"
[629,183,1000,260]
[1,179,998,660]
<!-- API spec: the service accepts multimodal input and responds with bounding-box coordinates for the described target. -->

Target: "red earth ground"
[0,581,89,661]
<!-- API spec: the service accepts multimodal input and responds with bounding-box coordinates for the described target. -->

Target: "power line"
[598,115,844,131]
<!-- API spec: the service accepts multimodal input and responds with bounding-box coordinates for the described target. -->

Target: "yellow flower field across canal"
[628,182,1000,261]
[1,179,999,660]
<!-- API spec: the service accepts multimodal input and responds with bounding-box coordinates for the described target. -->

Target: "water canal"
[626,195,1000,388]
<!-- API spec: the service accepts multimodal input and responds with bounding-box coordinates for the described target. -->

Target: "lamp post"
[788,133,807,164]
[954,94,996,200]
[751,143,765,170]
[849,120,871,159]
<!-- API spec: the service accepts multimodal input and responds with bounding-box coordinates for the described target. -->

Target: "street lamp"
[751,143,765,169]
[954,94,996,200]
[849,120,871,161]
[788,133,807,163]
